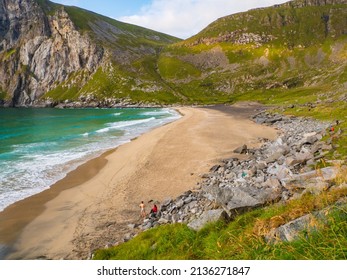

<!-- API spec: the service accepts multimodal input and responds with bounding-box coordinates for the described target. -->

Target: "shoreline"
[1,103,278,260]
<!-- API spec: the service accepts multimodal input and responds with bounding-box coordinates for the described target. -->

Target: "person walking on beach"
[139,201,146,218]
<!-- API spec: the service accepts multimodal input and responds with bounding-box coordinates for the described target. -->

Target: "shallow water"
[0,107,180,212]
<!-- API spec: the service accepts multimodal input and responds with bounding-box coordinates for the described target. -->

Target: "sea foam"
[0,108,180,212]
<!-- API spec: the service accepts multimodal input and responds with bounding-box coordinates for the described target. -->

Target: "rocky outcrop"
[265,197,347,242]
[191,31,275,47]
[0,0,104,106]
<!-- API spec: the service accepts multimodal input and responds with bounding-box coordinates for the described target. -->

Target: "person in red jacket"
[150,204,158,217]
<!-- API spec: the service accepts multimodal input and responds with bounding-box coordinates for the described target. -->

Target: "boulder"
[203,181,282,218]
[281,167,338,187]
[225,187,263,215]
[285,156,302,167]
[210,165,221,173]
[188,209,230,231]
[266,215,311,242]
[264,178,281,189]
[265,151,285,164]
[158,218,169,224]
[265,211,326,243]
[299,134,319,146]
[175,199,185,208]
[256,161,267,170]
[267,163,292,180]
[265,116,283,124]
[294,151,314,164]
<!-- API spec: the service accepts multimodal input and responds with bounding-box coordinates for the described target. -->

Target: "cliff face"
[0,0,104,106]
[0,0,180,107]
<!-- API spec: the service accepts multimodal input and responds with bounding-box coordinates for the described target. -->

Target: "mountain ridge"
[158,0,346,103]
[0,0,346,107]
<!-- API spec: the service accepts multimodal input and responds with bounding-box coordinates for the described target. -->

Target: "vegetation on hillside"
[153,1,347,105]
[94,187,347,260]
[30,1,346,107]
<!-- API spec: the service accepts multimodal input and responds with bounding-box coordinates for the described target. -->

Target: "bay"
[0,107,180,211]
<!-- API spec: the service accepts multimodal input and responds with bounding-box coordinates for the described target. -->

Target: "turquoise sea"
[0,107,180,212]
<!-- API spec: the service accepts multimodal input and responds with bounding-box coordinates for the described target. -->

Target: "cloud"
[119,0,289,39]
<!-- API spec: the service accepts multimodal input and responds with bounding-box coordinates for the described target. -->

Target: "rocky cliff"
[0,0,179,107]
[0,0,105,106]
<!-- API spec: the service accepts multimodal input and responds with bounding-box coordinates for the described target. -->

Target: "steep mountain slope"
[158,0,347,104]
[0,0,180,107]
[1,0,346,107]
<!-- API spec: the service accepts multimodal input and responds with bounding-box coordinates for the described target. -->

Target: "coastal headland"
[0,103,277,260]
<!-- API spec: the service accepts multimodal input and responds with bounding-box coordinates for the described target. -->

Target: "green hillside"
[157,0,347,104]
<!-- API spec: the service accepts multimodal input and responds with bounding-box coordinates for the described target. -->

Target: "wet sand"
[0,103,278,260]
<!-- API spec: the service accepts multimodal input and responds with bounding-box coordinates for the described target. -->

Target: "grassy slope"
[156,2,347,104]
[94,187,347,260]
[36,1,182,104]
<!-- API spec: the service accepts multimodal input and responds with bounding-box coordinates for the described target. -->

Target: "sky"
[52,0,289,39]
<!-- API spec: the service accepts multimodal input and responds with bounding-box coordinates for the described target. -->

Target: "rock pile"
[130,112,336,235]
[138,191,214,232]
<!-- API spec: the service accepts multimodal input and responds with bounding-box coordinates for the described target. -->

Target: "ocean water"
[0,107,180,212]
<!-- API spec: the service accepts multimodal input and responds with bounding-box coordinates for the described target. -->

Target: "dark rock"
[210,165,221,173]
[233,144,248,154]
[265,116,283,124]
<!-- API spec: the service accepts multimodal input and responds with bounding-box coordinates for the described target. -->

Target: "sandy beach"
[0,103,277,260]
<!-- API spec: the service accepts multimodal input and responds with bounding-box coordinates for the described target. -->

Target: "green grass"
[233,87,322,105]
[189,4,347,48]
[0,87,7,100]
[45,84,80,101]
[34,0,60,14]
[158,56,201,80]
[43,62,183,105]
[3,48,17,60]
[94,188,347,260]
